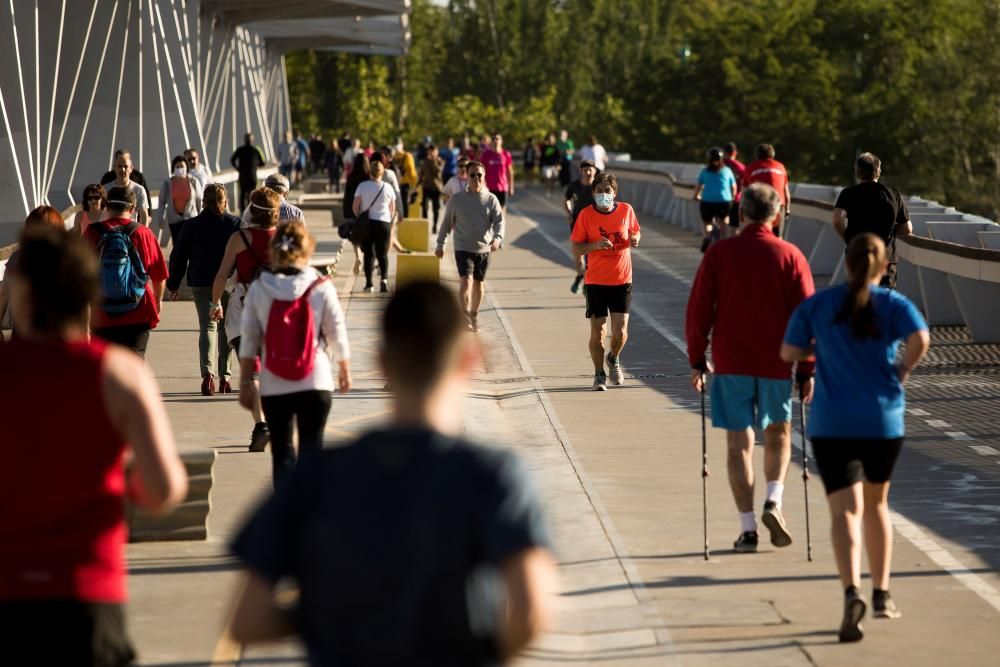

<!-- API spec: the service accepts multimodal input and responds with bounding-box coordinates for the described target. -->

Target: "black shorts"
[699,201,732,224]
[455,251,490,281]
[810,437,904,494]
[728,200,741,227]
[0,599,136,667]
[584,283,632,319]
[490,190,507,207]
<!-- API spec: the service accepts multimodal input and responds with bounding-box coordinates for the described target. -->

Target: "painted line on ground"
[512,192,1000,618]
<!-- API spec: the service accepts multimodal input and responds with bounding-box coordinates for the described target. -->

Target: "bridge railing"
[609,159,1000,343]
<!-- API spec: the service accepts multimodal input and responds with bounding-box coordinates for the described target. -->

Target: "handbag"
[357,183,386,225]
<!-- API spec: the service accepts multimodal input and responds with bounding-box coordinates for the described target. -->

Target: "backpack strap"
[122,221,141,237]
[302,275,329,299]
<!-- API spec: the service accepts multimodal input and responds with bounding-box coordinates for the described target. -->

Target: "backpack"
[94,222,148,315]
[171,176,192,215]
[264,276,328,380]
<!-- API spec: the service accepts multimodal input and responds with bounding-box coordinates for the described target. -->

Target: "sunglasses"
[468,173,484,179]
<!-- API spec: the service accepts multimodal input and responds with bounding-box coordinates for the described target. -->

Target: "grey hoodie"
[240,266,350,396]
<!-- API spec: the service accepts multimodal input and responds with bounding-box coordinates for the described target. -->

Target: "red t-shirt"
[481,148,513,192]
[84,217,168,330]
[0,338,129,603]
[570,203,640,286]
[743,158,789,205]
[235,228,276,284]
[724,157,746,199]
[685,224,815,379]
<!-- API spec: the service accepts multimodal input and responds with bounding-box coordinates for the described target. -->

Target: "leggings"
[260,390,332,487]
[362,219,392,286]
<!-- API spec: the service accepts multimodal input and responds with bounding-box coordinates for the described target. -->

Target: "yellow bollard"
[396,253,440,287]
[397,218,430,252]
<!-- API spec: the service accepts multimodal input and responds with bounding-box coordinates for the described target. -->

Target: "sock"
[766,481,784,508]
[845,585,860,598]
[607,354,619,365]
[740,511,757,533]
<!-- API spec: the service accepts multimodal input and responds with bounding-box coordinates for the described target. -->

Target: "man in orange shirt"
[743,144,792,237]
[570,173,641,391]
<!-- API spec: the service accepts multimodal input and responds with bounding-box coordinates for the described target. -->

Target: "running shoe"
[606,353,624,386]
[839,589,867,642]
[761,501,793,547]
[592,371,608,392]
[872,591,902,619]
[380,279,389,293]
[733,531,759,553]
[248,422,270,453]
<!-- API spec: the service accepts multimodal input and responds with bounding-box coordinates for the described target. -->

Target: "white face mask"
[595,193,615,209]
[173,167,186,177]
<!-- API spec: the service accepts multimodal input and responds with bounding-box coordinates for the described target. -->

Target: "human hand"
[596,237,614,251]
[338,366,352,393]
[210,305,224,321]
[238,381,257,411]
[690,369,706,394]
[434,248,444,259]
[798,377,815,404]
[630,234,640,248]
[490,239,501,252]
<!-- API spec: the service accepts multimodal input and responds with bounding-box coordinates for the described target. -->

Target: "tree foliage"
[285,0,1000,219]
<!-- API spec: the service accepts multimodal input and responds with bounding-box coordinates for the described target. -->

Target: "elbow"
[778,343,800,363]
[142,470,189,516]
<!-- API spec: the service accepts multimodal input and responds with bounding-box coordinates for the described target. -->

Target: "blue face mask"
[595,193,615,209]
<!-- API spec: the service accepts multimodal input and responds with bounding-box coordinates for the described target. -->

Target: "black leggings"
[422,187,441,227]
[260,390,332,487]
[361,219,392,286]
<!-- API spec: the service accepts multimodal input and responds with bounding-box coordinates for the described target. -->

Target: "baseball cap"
[264,173,290,193]
[580,159,597,170]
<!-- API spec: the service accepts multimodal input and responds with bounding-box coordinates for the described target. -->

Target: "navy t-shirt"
[784,284,927,439]
[231,428,552,667]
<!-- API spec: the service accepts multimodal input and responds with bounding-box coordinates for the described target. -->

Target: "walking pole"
[799,386,813,562]
[701,372,710,561]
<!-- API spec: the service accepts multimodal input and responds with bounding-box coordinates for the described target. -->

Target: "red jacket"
[686,224,814,379]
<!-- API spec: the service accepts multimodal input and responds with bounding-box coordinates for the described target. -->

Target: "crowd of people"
[0,117,931,662]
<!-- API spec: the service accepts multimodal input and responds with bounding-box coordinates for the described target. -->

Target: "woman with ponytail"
[781,233,929,643]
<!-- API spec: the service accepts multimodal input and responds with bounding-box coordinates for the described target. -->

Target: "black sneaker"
[761,501,793,547]
[839,588,867,642]
[248,422,269,452]
[872,590,901,619]
[733,531,758,553]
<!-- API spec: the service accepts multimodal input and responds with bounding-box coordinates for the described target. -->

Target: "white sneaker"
[606,353,624,386]
[592,371,608,391]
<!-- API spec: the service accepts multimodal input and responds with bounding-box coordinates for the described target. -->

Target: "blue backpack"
[94,222,148,315]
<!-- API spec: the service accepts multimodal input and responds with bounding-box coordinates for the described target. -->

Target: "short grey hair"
[739,183,782,225]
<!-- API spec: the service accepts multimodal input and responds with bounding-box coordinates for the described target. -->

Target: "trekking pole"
[799,386,813,562]
[701,372,710,561]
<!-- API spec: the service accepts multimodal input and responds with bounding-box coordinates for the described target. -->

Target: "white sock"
[766,481,784,508]
[740,511,757,533]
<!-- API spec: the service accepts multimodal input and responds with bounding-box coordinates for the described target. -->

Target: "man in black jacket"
[231,133,266,210]
[167,184,241,395]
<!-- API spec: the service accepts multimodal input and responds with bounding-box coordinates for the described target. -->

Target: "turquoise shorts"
[710,374,792,431]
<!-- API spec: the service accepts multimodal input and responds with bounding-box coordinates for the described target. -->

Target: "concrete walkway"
[125,193,1000,666]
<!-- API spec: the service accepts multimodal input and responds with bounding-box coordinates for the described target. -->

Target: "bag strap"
[123,221,141,237]
[302,275,329,300]
[361,183,386,215]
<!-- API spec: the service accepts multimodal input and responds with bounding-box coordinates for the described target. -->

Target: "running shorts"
[710,374,792,431]
[809,437,904,494]
[584,283,631,318]
[542,166,559,180]
[455,250,490,282]
[699,201,732,224]
[490,190,508,207]
[728,201,741,227]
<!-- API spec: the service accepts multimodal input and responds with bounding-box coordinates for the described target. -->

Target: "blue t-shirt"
[697,166,737,203]
[784,284,927,439]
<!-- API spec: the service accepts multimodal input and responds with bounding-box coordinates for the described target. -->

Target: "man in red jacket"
[743,144,792,237]
[84,186,168,357]
[685,183,815,554]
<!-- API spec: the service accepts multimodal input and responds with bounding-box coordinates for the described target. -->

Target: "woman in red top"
[0,226,187,666]
[210,187,279,453]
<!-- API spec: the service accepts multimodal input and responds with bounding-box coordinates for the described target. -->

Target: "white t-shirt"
[106,181,149,221]
[442,175,468,199]
[579,144,608,170]
[353,180,394,223]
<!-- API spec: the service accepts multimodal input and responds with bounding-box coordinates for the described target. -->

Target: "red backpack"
[264,276,328,380]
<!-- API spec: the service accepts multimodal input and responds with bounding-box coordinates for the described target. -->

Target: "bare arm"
[102,346,187,513]
[212,235,241,306]
[780,342,812,362]
[498,548,557,659]
[895,220,913,236]
[352,192,362,217]
[229,571,295,644]
[693,184,703,201]
[783,183,792,212]
[572,238,612,256]
[832,208,847,238]
[898,329,930,383]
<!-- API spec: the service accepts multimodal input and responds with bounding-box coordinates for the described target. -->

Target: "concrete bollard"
[396,253,440,287]
[398,218,431,252]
